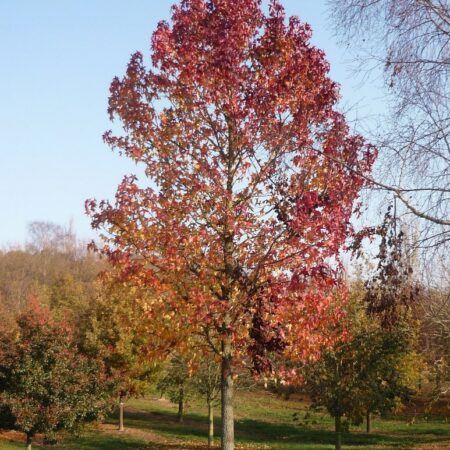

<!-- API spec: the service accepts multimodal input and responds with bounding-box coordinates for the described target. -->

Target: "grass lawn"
[1,390,449,449]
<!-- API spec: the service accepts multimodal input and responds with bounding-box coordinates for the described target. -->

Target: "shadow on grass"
[110,408,210,440]
[109,408,450,449]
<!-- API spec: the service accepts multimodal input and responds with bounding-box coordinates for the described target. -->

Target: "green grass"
[0,433,146,450]
[114,391,450,449]
[0,442,39,450]
[1,390,449,449]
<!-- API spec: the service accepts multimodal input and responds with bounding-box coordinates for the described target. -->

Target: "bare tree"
[328,0,450,253]
[192,358,221,449]
[26,221,78,255]
[423,291,450,357]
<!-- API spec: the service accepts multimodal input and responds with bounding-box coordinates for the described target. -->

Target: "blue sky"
[0,0,385,246]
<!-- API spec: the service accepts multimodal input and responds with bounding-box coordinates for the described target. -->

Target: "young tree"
[157,351,220,446]
[192,356,222,448]
[157,354,193,423]
[81,279,159,432]
[87,1,376,448]
[0,299,109,450]
[303,298,418,450]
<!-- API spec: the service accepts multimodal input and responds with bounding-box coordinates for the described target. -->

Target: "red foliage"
[0,297,109,441]
[87,0,376,375]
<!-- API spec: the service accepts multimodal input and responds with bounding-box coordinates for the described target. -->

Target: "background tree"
[87,1,376,448]
[416,287,450,405]
[0,299,110,450]
[192,355,222,448]
[328,0,450,256]
[363,205,420,330]
[26,221,78,256]
[303,295,419,450]
[157,354,193,423]
[81,278,159,432]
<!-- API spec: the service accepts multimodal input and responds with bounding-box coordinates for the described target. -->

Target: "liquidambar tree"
[87,1,376,448]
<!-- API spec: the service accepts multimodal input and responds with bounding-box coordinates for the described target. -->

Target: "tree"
[87,1,376,448]
[328,0,450,254]
[0,299,109,450]
[192,355,221,448]
[303,295,418,450]
[48,273,89,324]
[26,221,78,256]
[362,205,420,330]
[81,278,159,432]
[157,352,221,446]
[417,287,450,403]
[157,354,193,423]
[0,250,38,316]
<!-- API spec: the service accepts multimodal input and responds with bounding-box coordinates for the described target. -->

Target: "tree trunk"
[366,409,371,433]
[26,433,32,450]
[208,400,214,449]
[221,340,234,450]
[119,396,125,431]
[335,415,342,450]
[178,387,184,423]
